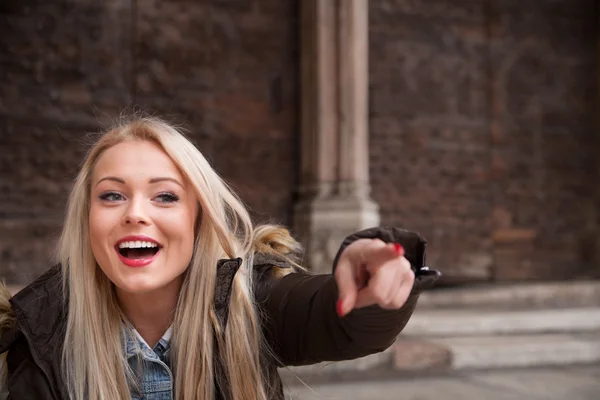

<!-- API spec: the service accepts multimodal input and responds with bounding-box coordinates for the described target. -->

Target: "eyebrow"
[95,176,184,188]
[149,177,184,188]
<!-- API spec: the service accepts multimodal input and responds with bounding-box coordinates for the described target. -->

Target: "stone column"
[294,0,379,273]
[596,0,600,276]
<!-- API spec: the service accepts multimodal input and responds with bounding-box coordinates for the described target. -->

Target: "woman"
[0,117,440,399]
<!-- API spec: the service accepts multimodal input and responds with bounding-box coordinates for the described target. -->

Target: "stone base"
[435,333,600,370]
[417,281,600,310]
[293,195,380,273]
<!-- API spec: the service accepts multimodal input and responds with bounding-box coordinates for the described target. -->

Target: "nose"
[122,196,150,226]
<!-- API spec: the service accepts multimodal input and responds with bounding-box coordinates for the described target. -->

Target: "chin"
[114,277,166,295]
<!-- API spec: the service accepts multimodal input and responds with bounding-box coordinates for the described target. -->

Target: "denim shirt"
[123,325,174,400]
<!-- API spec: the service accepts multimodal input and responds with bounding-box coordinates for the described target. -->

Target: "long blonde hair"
[0,283,14,387]
[58,117,300,399]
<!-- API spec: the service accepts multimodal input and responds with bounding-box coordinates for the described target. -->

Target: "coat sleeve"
[257,227,441,367]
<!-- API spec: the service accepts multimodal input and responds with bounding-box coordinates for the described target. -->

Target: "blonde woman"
[0,117,440,399]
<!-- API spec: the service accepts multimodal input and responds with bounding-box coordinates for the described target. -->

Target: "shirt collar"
[122,323,173,360]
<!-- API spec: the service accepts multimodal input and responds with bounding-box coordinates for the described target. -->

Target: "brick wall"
[369,0,598,282]
[0,0,597,286]
[0,0,299,284]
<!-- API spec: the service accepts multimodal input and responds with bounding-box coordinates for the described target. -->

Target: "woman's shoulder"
[251,251,304,304]
[0,266,67,398]
[0,265,65,353]
[252,252,296,275]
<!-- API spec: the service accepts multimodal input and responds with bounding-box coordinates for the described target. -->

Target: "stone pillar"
[294,0,379,273]
[596,0,600,275]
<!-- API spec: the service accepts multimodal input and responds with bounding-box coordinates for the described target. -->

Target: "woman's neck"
[117,278,182,348]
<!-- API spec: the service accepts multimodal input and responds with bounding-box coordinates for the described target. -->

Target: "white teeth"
[118,240,159,249]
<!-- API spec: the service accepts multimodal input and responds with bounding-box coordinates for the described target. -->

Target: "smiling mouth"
[118,247,160,260]
[115,238,163,267]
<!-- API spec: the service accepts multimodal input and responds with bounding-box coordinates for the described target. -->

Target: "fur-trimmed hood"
[0,283,15,399]
[0,283,14,339]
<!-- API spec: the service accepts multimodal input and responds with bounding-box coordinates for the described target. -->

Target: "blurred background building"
[1,1,599,398]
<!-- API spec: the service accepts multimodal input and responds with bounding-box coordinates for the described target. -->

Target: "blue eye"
[99,192,124,201]
[155,192,180,203]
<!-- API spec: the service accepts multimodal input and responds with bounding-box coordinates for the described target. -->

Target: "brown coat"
[0,227,440,399]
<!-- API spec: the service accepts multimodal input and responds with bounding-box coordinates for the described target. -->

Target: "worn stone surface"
[285,366,600,400]
[416,281,600,310]
[435,333,600,370]
[393,339,451,371]
[403,308,600,336]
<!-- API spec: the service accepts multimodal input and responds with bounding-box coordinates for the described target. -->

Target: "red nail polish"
[394,243,404,255]
[336,299,344,317]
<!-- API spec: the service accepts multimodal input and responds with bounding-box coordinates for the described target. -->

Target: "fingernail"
[394,243,404,255]
[336,298,345,318]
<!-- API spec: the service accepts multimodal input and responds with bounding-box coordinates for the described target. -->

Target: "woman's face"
[89,140,198,295]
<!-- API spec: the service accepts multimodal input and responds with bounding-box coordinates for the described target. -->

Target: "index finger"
[363,242,405,274]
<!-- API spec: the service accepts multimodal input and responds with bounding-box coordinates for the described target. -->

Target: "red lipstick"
[115,235,162,268]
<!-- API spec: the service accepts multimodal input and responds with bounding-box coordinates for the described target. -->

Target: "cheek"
[88,207,113,264]
[168,215,197,267]
[180,221,196,259]
[179,202,199,255]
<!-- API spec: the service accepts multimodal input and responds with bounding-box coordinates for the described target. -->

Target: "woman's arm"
[256,227,440,366]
